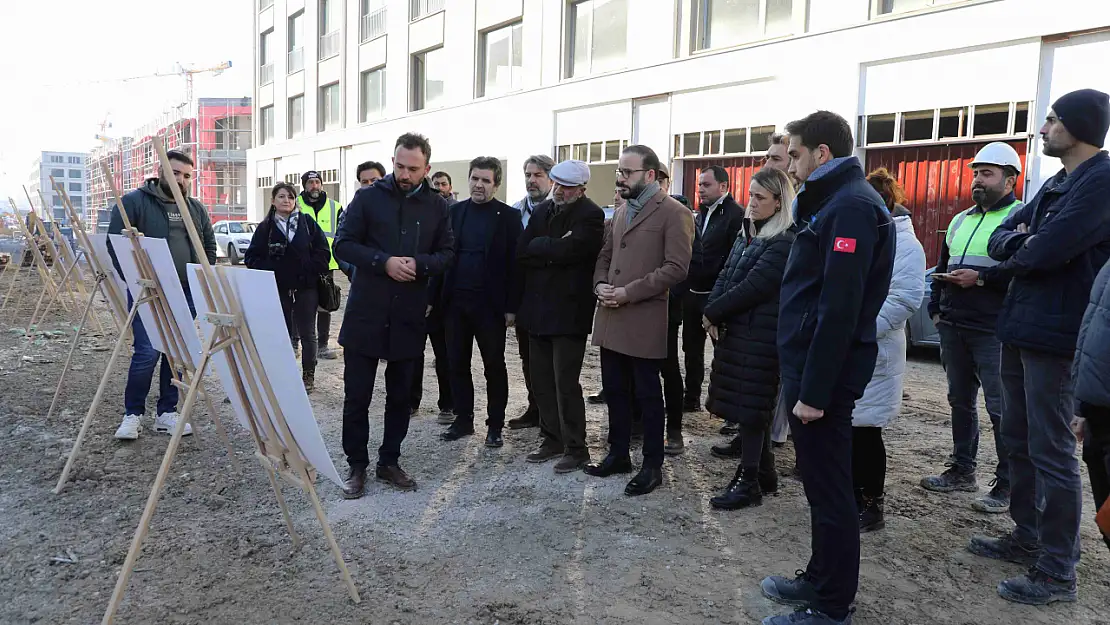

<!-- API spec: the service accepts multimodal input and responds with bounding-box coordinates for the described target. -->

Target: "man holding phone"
[921,142,1023,515]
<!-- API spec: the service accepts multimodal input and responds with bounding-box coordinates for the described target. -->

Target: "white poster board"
[86,234,129,323]
[135,237,203,368]
[187,264,343,487]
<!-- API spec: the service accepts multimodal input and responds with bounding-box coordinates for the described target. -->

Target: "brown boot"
[554,451,591,474]
[302,367,315,393]
[341,466,366,499]
[526,443,564,463]
[376,464,417,491]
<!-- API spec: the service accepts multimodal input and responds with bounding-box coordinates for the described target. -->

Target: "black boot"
[710,467,763,510]
[711,434,743,459]
[859,493,886,533]
[758,465,779,495]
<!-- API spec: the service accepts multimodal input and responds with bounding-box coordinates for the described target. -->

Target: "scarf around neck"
[626,182,660,224]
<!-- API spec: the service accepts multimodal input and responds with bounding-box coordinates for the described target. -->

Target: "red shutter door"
[865,140,1027,267]
[681,156,763,208]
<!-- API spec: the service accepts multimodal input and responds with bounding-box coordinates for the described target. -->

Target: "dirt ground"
[2,276,1108,625]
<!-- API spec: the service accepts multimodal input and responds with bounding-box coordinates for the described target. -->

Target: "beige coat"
[592,190,694,359]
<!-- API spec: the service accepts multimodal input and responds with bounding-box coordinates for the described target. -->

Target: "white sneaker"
[114,414,143,440]
[154,411,193,436]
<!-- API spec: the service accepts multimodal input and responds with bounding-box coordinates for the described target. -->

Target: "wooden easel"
[29,186,101,333]
[21,187,74,317]
[0,213,30,319]
[54,159,235,494]
[100,139,360,625]
[3,201,61,321]
[42,178,130,421]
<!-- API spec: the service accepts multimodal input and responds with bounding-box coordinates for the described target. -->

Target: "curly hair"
[866,167,906,211]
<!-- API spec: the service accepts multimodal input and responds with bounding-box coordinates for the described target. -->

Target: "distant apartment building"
[87,97,253,232]
[27,151,88,224]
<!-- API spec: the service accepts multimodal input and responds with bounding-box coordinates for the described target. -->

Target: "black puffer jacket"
[244,210,331,291]
[705,221,796,427]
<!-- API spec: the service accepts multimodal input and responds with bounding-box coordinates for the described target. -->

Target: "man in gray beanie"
[971,88,1110,605]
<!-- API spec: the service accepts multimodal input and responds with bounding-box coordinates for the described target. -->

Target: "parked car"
[906,266,941,349]
[213,220,257,265]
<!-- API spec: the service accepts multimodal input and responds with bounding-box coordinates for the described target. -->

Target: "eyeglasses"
[615,168,648,179]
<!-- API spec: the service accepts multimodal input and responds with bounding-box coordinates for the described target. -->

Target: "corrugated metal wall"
[680,156,764,208]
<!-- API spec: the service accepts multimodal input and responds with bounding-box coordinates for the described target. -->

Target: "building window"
[68,156,83,164]
[260,29,275,85]
[319,83,341,131]
[68,169,81,178]
[567,0,628,79]
[50,155,64,163]
[361,0,387,42]
[410,0,445,21]
[479,21,523,98]
[70,196,83,208]
[693,0,795,51]
[50,168,65,178]
[858,102,1031,146]
[53,195,63,207]
[673,125,775,158]
[260,106,275,145]
[411,47,446,111]
[874,0,960,16]
[259,0,274,9]
[288,11,304,73]
[69,182,83,192]
[319,0,341,61]
[554,139,628,164]
[360,67,386,122]
[288,96,304,138]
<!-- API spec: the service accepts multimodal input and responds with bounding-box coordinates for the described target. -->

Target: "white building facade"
[247,0,1110,262]
[27,151,89,225]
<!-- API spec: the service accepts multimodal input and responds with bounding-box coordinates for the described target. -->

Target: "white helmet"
[968,142,1022,174]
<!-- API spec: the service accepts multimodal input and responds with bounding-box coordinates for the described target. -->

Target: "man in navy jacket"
[333,133,454,497]
[970,88,1110,606]
[759,111,894,625]
[434,156,523,448]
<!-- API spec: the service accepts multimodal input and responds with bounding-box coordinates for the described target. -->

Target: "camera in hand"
[268,240,288,258]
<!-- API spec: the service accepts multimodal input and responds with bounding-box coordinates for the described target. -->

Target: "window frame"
[692,0,802,53]
[260,28,275,85]
[318,0,341,61]
[360,66,387,122]
[857,101,1033,147]
[318,82,342,132]
[288,95,304,139]
[477,20,524,99]
[672,125,776,159]
[260,105,275,145]
[871,0,965,18]
[411,47,446,112]
[287,11,305,74]
[564,0,629,79]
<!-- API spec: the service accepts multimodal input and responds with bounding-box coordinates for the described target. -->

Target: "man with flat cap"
[516,160,605,473]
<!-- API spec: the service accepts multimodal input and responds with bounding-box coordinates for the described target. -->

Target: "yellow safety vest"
[297,195,340,271]
[945,199,1022,269]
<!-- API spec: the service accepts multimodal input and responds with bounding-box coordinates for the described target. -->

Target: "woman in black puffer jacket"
[703,168,797,510]
[244,182,331,392]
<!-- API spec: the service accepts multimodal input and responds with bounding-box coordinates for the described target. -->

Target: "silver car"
[213,220,257,265]
[907,267,941,348]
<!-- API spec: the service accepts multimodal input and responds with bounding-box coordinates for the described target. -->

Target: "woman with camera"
[245,182,332,392]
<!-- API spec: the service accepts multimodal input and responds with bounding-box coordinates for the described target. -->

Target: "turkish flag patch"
[833,237,857,253]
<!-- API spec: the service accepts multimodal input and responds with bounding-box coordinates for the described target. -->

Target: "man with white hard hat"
[921,141,1023,514]
[516,160,605,473]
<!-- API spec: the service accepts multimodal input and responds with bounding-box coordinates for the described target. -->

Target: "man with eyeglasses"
[586,145,693,496]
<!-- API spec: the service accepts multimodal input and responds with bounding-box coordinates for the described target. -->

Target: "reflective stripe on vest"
[944,199,1022,269]
[297,196,340,270]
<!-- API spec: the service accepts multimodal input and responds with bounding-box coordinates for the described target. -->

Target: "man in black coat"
[333,133,454,497]
[436,157,523,447]
[759,112,894,625]
[682,165,744,412]
[516,160,604,473]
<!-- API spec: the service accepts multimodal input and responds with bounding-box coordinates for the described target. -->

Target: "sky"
[0,0,253,205]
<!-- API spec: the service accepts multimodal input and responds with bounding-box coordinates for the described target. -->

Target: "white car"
[213,220,257,265]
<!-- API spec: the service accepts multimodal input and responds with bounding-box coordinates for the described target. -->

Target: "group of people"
[101,87,1110,625]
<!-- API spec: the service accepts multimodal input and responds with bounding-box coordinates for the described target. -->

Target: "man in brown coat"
[586,145,694,496]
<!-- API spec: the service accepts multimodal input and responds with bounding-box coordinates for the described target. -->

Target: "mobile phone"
[931,273,953,281]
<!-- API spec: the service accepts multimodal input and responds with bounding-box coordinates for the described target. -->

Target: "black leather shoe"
[441,424,475,441]
[507,410,539,429]
[587,390,606,405]
[625,467,663,496]
[710,467,763,510]
[485,430,504,448]
[341,466,367,499]
[711,434,743,459]
[584,453,633,477]
[719,422,739,435]
[664,432,685,456]
[759,466,780,495]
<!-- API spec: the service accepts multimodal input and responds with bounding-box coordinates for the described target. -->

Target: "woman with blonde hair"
[703,167,797,509]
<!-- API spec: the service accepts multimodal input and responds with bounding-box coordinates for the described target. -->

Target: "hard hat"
[968,142,1022,174]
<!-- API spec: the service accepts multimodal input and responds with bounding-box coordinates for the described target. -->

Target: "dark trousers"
[852,426,886,499]
[411,327,452,412]
[1082,409,1110,552]
[602,348,664,469]
[291,271,333,349]
[445,294,508,430]
[123,287,195,416]
[341,350,416,468]
[681,291,710,403]
[531,335,588,453]
[516,326,538,417]
[783,376,859,621]
[632,295,684,431]
[280,287,319,371]
[1000,344,1082,581]
[739,423,774,472]
[939,323,1008,486]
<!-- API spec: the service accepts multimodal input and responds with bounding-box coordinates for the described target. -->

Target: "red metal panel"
[865,140,1027,267]
[680,156,763,208]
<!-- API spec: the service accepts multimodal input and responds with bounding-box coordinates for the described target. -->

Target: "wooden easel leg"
[54,299,141,494]
[100,335,216,625]
[29,255,78,330]
[46,279,102,420]
[200,385,237,469]
[303,475,361,603]
[264,466,302,549]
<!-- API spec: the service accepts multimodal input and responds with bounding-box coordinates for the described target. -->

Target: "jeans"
[279,288,319,371]
[341,350,416,468]
[681,291,710,403]
[1082,408,1110,552]
[531,335,588,453]
[123,287,195,416]
[784,376,859,621]
[516,326,538,418]
[1000,344,1082,581]
[939,324,1008,486]
[852,426,886,499]
[601,348,664,469]
[411,327,452,412]
[445,293,508,431]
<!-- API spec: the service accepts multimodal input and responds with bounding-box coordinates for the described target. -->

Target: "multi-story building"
[248,0,1110,266]
[87,97,253,232]
[27,151,88,225]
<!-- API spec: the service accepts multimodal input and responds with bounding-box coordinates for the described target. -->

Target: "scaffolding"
[87,97,252,232]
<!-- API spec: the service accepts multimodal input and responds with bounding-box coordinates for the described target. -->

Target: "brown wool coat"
[592,190,694,359]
